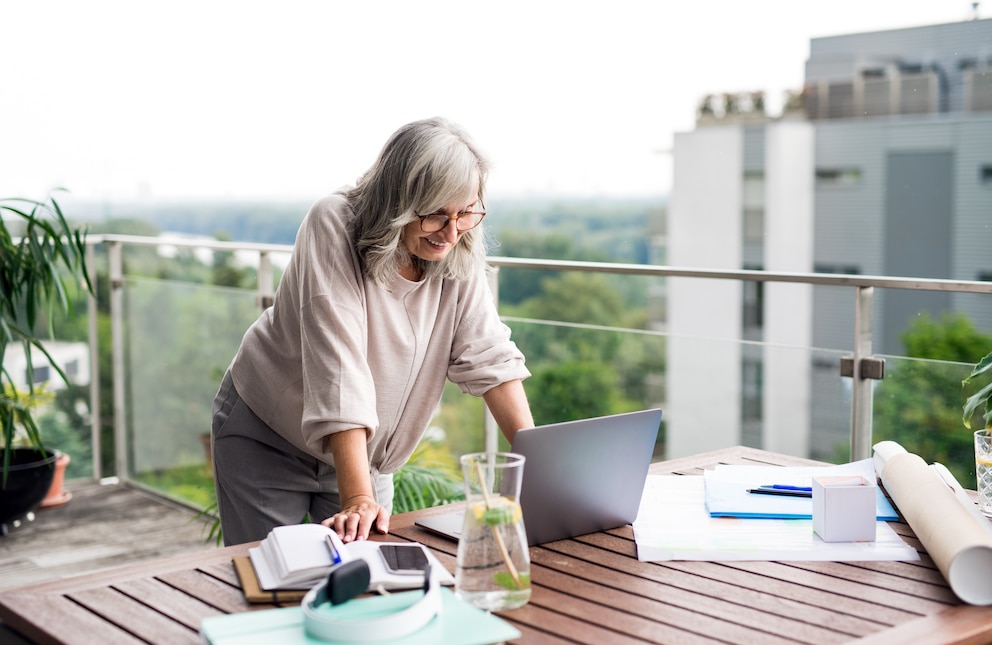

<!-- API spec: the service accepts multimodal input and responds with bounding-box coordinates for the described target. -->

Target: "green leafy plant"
[1,193,91,484]
[392,440,463,514]
[963,350,992,432]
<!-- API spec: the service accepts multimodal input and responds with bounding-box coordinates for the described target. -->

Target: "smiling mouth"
[425,238,449,250]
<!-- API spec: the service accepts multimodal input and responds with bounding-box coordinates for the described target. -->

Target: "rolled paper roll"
[873,440,992,605]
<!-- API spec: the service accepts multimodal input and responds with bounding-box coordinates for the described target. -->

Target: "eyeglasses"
[416,207,486,233]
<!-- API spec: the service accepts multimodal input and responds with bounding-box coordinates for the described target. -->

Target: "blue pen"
[761,484,812,492]
[325,534,343,565]
[747,487,812,498]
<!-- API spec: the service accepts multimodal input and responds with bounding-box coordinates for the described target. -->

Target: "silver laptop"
[416,408,662,546]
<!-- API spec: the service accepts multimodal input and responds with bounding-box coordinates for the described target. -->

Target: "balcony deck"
[0,478,218,593]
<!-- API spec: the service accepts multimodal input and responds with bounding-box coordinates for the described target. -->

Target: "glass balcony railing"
[26,235,991,512]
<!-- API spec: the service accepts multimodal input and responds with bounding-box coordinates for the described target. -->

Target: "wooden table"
[3,446,992,644]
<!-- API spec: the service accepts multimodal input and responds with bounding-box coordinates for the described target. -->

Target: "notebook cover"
[233,556,308,604]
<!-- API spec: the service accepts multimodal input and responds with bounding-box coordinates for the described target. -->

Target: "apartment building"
[666,18,992,459]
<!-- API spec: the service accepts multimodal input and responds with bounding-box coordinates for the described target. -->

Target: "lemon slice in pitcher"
[470,496,522,527]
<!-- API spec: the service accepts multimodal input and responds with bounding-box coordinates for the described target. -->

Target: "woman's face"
[401,179,481,266]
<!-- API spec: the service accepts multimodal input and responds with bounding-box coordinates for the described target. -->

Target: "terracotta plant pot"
[40,451,72,509]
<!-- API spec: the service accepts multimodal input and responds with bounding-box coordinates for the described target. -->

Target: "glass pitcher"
[455,452,531,611]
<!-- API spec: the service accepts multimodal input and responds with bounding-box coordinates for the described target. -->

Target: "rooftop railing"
[70,235,992,508]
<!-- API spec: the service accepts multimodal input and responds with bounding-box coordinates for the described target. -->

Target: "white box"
[812,475,876,543]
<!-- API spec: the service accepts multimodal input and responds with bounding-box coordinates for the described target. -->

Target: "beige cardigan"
[229,193,529,476]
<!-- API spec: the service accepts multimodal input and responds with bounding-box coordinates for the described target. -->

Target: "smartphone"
[378,544,430,575]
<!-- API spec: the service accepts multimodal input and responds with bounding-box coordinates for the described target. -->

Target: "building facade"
[666,18,992,460]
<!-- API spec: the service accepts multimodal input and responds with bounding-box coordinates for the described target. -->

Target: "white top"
[230,193,529,475]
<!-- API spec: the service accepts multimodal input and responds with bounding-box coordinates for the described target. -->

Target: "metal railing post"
[484,267,500,454]
[86,242,101,481]
[850,286,874,461]
[258,251,274,311]
[109,241,128,481]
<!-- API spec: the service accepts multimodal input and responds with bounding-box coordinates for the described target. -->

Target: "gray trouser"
[210,371,393,546]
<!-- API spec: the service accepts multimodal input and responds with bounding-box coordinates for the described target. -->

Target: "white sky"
[2,1,988,203]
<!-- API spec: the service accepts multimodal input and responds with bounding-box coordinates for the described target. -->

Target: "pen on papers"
[760,484,812,492]
[747,487,812,498]
[325,534,343,565]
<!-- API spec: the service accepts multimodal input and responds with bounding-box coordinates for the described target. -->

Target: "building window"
[743,209,764,243]
[827,82,855,119]
[967,69,992,112]
[65,359,79,379]
[741,359,763,422]
[900,73,936,114]
[863,77,892,117]
[815,168,862,187]
[742,264,764,329]
[27,364,50,385]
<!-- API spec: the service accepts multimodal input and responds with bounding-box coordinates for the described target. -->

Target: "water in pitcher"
[455,453,531,611]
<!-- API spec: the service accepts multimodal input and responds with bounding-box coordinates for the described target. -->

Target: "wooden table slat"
[532,543,882,640]
[157,569,251,614]
[496,599,661,645]
[71,586,199,644]
[531,564,830,645]
[849,605,992,645]
[786,560,958,603]
[112,577,223,631]
[563,535,920,625]
[723,560,952,615]
[822,550,942,584]
[0,592,147,645]
[199,561,243,588]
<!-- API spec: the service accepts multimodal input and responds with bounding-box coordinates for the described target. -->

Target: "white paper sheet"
[632,475,919,562]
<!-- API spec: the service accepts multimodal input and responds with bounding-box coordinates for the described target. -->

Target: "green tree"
[211,231,253,289]
[873,313,992,485]
[509,272,629,365]
[527,361,636,426]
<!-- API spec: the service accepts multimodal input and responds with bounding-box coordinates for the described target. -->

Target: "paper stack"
[253,524,339,589]
[248,523,454,592]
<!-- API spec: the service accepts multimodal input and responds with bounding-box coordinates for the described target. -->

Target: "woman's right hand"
[322,493,389,542]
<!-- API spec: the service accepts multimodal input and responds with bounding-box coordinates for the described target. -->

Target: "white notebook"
[248,523,453,591]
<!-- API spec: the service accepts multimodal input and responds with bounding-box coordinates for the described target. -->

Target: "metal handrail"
[486,255,992,294]
[86,235,992,478]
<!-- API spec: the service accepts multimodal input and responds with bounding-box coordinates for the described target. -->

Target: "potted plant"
[963,350,992,516]
[0,193,91,531]
[964,351,992,431]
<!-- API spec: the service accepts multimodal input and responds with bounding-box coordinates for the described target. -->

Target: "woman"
[211,117,534,546]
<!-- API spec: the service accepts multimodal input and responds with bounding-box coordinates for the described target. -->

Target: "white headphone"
[301,561,442,642]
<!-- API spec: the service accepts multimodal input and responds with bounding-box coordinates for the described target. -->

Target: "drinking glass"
[975,430,992,517]
[455,452,531,611]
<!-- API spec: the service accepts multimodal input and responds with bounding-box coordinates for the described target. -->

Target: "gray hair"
[344,117,490,288]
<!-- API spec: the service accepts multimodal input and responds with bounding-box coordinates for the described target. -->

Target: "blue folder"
[703,461,899,521]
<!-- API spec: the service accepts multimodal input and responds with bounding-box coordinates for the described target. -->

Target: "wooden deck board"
[0,479,219,592]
